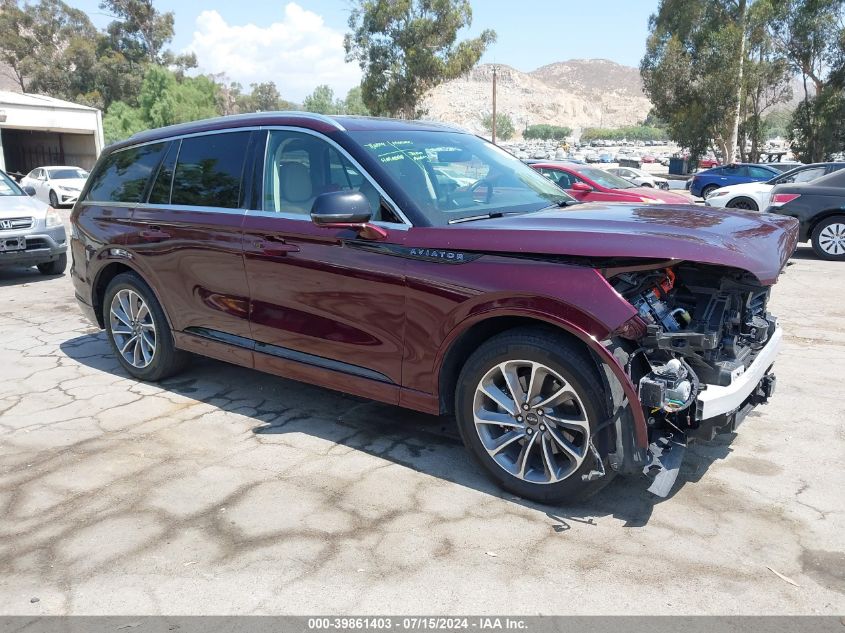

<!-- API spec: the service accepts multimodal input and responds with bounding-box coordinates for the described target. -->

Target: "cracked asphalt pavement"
[1,213,843,615]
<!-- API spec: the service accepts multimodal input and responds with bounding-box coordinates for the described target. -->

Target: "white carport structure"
[0,91,104,177]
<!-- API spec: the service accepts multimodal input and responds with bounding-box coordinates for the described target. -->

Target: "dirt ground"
[0,212,842,614]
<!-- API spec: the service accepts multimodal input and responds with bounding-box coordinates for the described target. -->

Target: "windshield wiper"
[556,198,580,207]
[449,212,507,224]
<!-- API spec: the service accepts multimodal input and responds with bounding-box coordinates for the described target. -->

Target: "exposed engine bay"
[611,263,779,436]
[605,263,781,495]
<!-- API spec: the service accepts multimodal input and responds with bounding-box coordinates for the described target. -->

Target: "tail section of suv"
[71,113,798,503]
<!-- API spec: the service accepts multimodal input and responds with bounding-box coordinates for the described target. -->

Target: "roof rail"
[275,110,346,131]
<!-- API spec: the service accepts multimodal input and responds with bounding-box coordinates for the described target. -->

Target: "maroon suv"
[70,113,798,502]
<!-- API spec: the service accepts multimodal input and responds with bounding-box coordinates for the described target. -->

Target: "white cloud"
[186,3,361,102]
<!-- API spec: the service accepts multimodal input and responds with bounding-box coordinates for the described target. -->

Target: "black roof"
[111,112,466,152]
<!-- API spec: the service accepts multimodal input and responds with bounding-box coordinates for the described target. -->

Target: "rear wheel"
[103,272,188,381]
[455,328,615,504]
[811,215,845,261]
[701,184,719,199]
[37,253,66,275]
[726,197,759,211]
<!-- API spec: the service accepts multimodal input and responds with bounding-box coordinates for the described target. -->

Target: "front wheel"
[811,215,845,261]
[49,190,59,207]
[37,253,66,275]
[103,272,188,381]
[455,328,614,504]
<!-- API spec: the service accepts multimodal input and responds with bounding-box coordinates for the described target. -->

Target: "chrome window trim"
[100,126,265,157]
[77,201,247,216]
[256,125,412,228]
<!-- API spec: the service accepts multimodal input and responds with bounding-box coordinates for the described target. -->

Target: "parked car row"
[529,162,688,204]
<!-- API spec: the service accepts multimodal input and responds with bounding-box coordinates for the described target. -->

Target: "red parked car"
[71,113,796,503]
[530,162,690,204]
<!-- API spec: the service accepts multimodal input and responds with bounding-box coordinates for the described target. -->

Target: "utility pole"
[491,65,497,145]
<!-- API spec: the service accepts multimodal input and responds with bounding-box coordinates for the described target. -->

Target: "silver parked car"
[607,166,670,190]
[19,165,89,207]
[0,170,67,275]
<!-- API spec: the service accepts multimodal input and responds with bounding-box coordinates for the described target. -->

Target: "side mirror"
[571,182,592,192]
[23,186,36,196]
[310,190,386,240]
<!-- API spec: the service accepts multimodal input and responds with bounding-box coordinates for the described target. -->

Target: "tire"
[811,215,845,261]
[49,190,58,207]
[103,271,188,381]
[726,197,759,211]
[37,253,66,275]
[701,184,719,199]
[641,182,654,188]
[455,327,616,504]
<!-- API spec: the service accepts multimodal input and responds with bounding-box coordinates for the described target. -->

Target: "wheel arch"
[807,209,845,244]
[433,310,648,451]
[91,258,173,330]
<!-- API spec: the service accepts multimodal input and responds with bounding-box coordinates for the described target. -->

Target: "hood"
[629,187,689,204]
[52,178,87,191]
[0,194,48,219]
[409,203,799,285]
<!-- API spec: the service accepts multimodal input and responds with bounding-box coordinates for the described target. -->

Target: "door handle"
[139,225,171,241]
[255,235,300,255]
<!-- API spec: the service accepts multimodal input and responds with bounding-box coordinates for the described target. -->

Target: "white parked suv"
[705,162,845,211]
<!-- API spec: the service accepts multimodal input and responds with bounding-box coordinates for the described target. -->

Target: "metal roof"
[0,90,99,112]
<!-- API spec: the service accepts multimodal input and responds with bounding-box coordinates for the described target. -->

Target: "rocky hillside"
[422,59,653,138]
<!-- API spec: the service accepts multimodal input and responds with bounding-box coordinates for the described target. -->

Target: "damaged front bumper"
[641,327,782,497]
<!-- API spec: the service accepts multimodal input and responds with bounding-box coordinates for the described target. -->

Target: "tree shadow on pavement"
[60,331,739,529]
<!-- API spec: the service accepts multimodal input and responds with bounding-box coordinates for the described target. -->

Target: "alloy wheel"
[818,222,845,256]
[109,289,157,368]
[472,360,591,484]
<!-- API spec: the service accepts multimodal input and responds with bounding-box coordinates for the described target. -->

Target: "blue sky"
[68,0,657,100]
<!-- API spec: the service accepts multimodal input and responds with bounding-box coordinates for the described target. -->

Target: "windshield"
[348,130,575,224]
[578,167,637,189]
[48,168,88,180]
[0,171,24,197]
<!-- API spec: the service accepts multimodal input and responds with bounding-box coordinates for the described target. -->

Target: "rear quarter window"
[171,132,251,208]
[84,142,168,203]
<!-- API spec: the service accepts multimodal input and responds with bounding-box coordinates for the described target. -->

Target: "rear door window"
[171,132,251,208]
[747,166,775,179]
[148,141,179,204]
[85,142,168,203]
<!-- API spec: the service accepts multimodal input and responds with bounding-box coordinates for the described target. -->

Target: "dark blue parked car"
[690,163,781,198]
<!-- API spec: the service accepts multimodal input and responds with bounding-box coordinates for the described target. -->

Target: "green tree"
[344,0,496,118]
[104,66,218,143]
[0,0,99,94]
[102,100,146,143]
[99,0,175,64]
[523,124,573,141]
[303,84,339,114]
[343,86,370,115]
[641,0,751,162]
[481,112,515,141]
[250,81,282,111]
[770,0,845,161]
